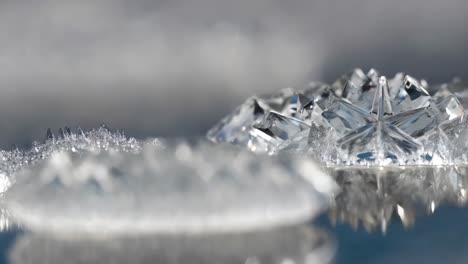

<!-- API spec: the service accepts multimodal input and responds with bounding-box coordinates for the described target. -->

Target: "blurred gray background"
[1,0,467,148]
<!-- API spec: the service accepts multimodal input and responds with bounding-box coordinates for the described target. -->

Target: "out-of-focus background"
[1,0,467,148]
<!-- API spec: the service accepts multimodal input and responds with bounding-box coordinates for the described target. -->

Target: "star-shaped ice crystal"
[208,69,467,166]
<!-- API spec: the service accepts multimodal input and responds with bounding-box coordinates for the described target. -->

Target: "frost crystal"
[327,166,468,233]
[208,69,468,166]
[0,125,158,194]
[6,142,335,235]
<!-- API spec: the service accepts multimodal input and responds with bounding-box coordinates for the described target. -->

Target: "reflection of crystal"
[10,224,335,264]
[208,69,468,166]
[326,166,468,233]
[6,142,334,235]
[0,204,15,232]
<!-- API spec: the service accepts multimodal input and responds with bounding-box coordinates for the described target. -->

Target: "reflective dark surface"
[1,166,468,263]
[2,209,468,263]
[4,225,334,264]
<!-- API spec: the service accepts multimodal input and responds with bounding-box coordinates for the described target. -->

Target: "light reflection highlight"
[9,224,335,264]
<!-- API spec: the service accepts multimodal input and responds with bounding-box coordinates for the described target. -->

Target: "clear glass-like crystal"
[208,69,467,166]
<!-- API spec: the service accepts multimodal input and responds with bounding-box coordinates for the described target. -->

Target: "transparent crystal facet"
[208,69,468,166]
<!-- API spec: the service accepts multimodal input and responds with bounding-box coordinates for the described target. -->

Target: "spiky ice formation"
[208,69,468,166]
[6,142,336,235]
[0,125,161,194]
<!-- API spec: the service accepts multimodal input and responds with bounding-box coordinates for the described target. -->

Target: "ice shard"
[208,69,468,166]
[391,75,431,114]
[322,100,375,136]
[207,98,267,146]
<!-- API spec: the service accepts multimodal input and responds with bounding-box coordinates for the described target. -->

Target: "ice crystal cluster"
[327,166,468,233]
[0,125,158,194]
[6,142,335,235]
[208,69,468,166]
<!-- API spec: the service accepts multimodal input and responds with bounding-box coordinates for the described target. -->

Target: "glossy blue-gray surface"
[322,206,468,263]
[0,206,466,263]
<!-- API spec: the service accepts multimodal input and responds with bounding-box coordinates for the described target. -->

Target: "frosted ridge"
[6,141,336,235]
[0,125,161,194]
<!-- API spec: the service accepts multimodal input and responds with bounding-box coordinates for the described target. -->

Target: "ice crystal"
[6,142,336,235]
[208,69,467,166]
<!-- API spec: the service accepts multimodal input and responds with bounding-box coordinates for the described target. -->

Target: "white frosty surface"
[6,142,336,235]
[9,224,335,264]
[0,126,161,194]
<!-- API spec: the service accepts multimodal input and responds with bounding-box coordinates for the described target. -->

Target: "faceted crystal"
[433,78,468,108]
[344,69,380,111]
[249,112,310,154]
[337,122,422,165]
[207,98,267,146]
[434,95,465,122]
[208,68,468,166]
[208,89,321,154]
[391,75,431,114]
[322,100,375,136]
